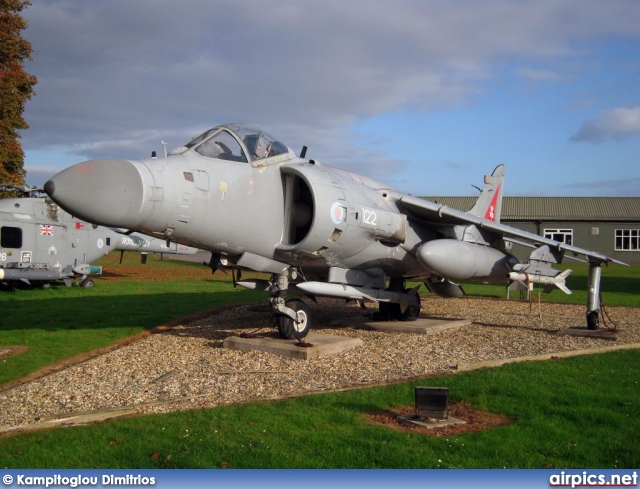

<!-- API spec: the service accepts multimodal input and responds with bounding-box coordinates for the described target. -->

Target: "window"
[544,228,573,245]
[182,124,292,165]
[228,124,289,162]
[1,226,23,248]
[194,130,248,162]
[615,229,639,251]
[242,133,288,161]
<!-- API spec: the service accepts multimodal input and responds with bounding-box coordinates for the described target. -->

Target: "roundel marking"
[97,238,104,249]
[330,202,345,224]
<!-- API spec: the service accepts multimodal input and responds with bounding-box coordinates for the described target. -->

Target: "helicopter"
[0,184,197,288]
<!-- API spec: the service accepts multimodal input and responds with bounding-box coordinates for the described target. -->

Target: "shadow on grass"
[0,291,261,332]
[158,298,368,346]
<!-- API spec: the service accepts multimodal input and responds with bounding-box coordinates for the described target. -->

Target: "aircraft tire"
[399,302,420,321]
[377,302,420,321]
[377,278,420,321]
[587,310,599,330]
[81,278,95,288]
[277,299,311,339]
[0,282,16,292]
[376,302,395,321]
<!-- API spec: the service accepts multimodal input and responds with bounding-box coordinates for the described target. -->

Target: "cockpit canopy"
[174,123,294,165]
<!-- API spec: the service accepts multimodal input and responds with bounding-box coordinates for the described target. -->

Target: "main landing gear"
[375,277,421,322]
[264,271,421,339]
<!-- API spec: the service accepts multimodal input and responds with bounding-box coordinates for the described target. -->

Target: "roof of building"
[421,197,640,221]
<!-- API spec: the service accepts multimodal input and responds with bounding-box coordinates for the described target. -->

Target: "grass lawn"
[0,349,638,468]
[0,253,638,468]
[0,253,263,386]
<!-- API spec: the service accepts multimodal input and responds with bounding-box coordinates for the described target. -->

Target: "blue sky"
[20,0,640,196]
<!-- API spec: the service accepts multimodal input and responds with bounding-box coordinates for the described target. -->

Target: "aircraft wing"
[395,193,627,266]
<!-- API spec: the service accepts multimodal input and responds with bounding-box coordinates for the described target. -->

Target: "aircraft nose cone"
[45,159,150,228]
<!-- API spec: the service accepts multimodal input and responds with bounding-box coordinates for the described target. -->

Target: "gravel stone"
[1,296,638,431]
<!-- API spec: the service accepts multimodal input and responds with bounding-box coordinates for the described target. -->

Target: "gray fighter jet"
[0,184,197,288]
[44,123,625,337]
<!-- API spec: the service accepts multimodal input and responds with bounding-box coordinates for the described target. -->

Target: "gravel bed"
[1,296,638,431]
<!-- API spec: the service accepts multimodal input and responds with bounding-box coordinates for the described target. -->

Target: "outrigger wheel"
[277,299,311,339]
[587,310,599,330]
[586,262,603,331]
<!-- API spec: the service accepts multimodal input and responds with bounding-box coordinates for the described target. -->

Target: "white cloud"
[19,0,640,184]
[571,106,640,142]
[517,67,565,82]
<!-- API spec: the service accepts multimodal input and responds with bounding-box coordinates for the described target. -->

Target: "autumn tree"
[0,0,37,186]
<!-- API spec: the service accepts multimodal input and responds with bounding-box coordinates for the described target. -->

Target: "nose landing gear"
[276,299,311,339]
[269,270,311,339]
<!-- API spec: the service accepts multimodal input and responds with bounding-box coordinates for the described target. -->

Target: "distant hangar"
[423,197,640,265]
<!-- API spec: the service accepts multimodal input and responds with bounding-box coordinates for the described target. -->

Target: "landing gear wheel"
[399,302,420,321]
[377,302,420,321]
[587,310,599,330]
[376,277,420,321]
[376,302,395,321]
[80,278,95,288]
[277,299,311,339]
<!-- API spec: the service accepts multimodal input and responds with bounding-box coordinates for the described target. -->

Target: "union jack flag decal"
[39,225,54,236]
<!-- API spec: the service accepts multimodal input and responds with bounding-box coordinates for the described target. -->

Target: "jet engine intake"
[281,168,406,257]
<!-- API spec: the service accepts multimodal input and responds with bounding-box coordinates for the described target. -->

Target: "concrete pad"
[335,316,470,334]
[397,415,467,430]
[557,327,619,341]
[223,332,363,360]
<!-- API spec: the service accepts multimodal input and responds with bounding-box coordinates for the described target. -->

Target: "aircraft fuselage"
[44,123,623,335]
[60,154,430,280]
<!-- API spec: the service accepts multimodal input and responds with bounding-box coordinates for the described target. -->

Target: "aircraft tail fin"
[468,164,505,223]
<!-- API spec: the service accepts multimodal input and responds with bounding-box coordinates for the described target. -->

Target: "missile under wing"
[44,123,625,337]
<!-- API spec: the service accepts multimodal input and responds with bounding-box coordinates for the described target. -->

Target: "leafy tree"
[0,0,37,186]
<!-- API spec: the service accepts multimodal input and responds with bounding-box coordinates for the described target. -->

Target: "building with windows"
[422,197,640,265]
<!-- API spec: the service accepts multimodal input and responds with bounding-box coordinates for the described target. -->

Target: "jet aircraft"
[44,123,625,337]
[0,184,197,288]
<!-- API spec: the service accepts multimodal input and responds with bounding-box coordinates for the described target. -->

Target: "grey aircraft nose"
[44,159,151,229]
